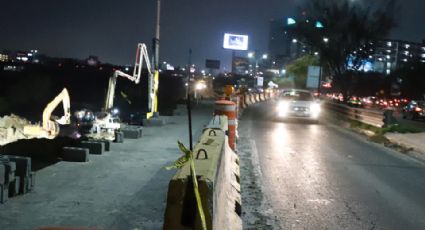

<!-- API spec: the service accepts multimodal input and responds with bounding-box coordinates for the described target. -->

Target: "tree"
[293,0,397,96]
[286,54,319,89]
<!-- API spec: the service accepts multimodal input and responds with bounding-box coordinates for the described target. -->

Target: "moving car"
[275,89,321,122]
[402,100,425,120]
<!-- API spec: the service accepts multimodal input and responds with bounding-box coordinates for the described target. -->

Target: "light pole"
[318,37,329,96]
[247,51,267,77]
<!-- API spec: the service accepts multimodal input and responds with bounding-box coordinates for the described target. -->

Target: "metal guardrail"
[324,102,396,128]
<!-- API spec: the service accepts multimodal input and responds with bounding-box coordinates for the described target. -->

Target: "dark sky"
[1,0,424,71]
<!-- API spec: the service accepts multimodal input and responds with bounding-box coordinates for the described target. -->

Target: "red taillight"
[415,107,422,112]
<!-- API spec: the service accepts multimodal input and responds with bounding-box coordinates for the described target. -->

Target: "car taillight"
[415,107,422,112]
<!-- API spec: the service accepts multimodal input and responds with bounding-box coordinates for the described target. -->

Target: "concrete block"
[0,184,8,204]
[29,172,35,191]
[62,147,89,162]
[0,164,5,185]
[6,162,16,185]
[80,141,104,155]
[9,175,20,197]
[92,140,110,151]
[7,156,31,177]
[143,116,169,126]
[0,161,16,185]
[114,131,124,143]
[122,129,139,139]
[18,176,30,194]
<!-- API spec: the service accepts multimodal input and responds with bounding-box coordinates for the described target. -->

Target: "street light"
[262,54,268,59]
[248,52,254,58]
[323,37,329,43]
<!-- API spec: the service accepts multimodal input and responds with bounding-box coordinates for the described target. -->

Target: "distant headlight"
[310,103,321,117]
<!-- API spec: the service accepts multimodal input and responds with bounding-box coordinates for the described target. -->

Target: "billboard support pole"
[231,50,236,74]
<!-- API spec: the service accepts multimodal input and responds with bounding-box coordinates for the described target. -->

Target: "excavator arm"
[42,88,71,135]
[23,88,71,138]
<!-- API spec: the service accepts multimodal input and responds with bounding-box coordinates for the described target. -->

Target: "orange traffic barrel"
[214,100,237,150]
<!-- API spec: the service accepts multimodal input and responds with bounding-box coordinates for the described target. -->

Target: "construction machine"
[93,43,153,134]
[23,88,71,139]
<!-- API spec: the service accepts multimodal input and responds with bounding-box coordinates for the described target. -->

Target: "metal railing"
[324,102,396,128]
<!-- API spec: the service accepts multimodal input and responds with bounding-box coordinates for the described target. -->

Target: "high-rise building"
[372,40,425,74]
[351,40,425,75]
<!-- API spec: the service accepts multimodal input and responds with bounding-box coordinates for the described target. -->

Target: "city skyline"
[1,0,424,70]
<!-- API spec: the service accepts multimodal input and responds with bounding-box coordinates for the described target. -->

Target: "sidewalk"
[385,132,425,155]
[0,102,214,230]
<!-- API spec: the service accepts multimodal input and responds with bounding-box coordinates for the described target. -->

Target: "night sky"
[1,0,424,70]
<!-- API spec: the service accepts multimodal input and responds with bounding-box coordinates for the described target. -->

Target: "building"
[0,52,9,62]
[370,40,425,75]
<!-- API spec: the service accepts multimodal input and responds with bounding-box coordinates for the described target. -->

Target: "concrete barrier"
[163,115,241,230]
[62,147,89,162]
[260,93,265,101]
[80,141,104,155]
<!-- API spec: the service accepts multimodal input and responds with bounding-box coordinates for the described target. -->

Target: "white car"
[276,89,321,122]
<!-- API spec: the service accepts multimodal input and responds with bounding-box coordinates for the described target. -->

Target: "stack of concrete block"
[7,156,35,195]
[0,155,35,204]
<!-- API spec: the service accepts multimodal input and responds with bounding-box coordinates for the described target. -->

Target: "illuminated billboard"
[223,33,249,51]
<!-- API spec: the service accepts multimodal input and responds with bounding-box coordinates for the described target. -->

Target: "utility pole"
[187,49,193,151]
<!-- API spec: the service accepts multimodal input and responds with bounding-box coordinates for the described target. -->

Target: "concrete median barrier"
[164,115,241,230]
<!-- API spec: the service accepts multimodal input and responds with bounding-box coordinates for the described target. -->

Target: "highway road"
[239,101,425,230]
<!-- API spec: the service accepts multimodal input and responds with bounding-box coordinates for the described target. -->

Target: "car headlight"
[277,101,290,116]
[310,103,321,117]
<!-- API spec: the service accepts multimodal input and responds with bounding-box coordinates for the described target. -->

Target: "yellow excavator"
[23,88,71,139]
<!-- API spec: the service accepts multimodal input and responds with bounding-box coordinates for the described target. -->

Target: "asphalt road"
[239,101,425,230]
